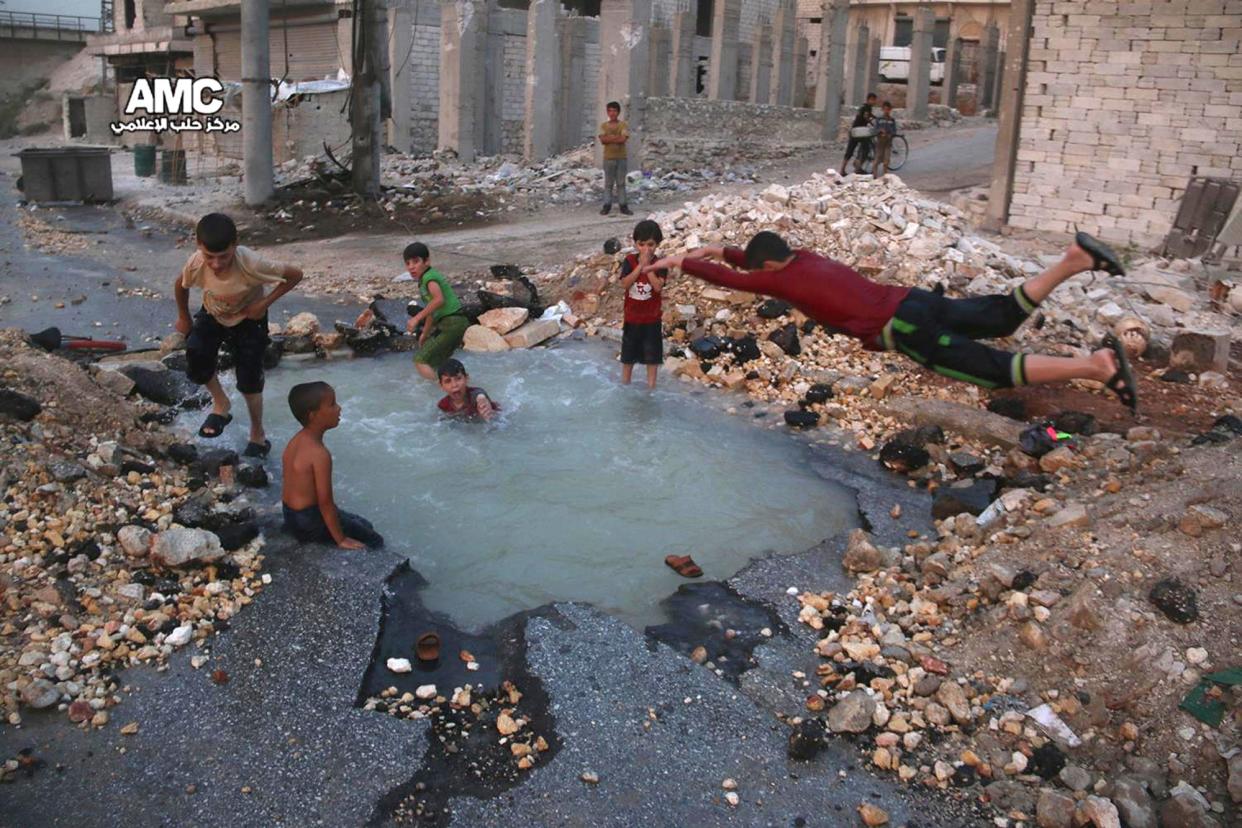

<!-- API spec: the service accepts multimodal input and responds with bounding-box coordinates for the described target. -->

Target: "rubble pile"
[267,143,760,227]
[533,170,1238,449]
[0,332,267,731]
[781,421,1241,827]
[525,170,1241,823]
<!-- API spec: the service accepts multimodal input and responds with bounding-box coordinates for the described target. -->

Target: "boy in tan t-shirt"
[598,101,632,216]
[174,212,302,457]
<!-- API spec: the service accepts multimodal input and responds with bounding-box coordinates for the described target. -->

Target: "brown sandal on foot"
[664,554,703,578]
[416,632,441,663]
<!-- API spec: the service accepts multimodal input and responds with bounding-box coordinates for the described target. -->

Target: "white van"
[878,46,946,84]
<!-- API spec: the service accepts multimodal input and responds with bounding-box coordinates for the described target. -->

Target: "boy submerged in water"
[436,359,499,421]
[281,381,384,549]
[643,230,1137,409]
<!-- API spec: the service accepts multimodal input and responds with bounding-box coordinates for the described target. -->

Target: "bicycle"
[855,131,908,175]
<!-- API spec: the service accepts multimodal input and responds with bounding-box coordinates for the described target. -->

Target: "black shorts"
[621,321,663,365]
[185,308,270,394]
[881,287,1038,389]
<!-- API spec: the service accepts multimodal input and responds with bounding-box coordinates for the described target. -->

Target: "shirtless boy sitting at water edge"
[281,381,384,549]
[643,230,1138,410]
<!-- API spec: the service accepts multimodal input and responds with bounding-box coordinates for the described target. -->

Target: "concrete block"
[463,325,511,352]
[1170,329,1230,373]
[504,319,560,348]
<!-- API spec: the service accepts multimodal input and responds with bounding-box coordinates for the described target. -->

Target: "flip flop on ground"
[1075,230,1126,276]
[198,412,233,439]
[664,554,703,578]
[243,439,272,458]
[1101,333,1139,413]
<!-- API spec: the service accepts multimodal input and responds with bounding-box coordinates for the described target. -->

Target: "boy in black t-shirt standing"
[842,92,877,173]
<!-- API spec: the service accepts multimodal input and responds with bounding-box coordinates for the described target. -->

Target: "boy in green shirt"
[402,242,469,380]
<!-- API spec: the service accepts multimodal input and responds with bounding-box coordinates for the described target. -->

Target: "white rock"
[462,325,511,353]
[504,319,560,349]
[165,625,193,648]
[415,684,437,700]
[477,306,529,335]
[284,312,321,337]
[150,528,224,567]
[117,525,153,558]
[386,658,412,674]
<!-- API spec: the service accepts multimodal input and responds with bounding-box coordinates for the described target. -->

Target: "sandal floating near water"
[415,632,441,663]
[198,412,233,439]
[242,439,272,458]
[1102,333,1139,414]
[664,554,703,579]
[1075,230,1126,277]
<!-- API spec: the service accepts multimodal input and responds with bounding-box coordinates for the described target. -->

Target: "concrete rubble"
[267,143,760,227]
[522,168,1241,825]
[0,331,267,738]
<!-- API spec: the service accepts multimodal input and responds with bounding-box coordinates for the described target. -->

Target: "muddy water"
[187,342,857,630]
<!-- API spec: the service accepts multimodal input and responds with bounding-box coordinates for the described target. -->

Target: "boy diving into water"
[644,231,1137,410]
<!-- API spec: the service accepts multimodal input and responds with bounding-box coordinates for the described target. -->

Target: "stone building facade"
[999,1,1242,247]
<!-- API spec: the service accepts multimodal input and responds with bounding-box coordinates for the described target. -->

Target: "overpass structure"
[0,11,102,42]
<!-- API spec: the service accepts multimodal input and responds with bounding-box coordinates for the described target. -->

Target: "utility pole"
[242,0,274,205]
[350,0,391,197]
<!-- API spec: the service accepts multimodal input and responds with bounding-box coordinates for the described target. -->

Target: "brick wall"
[408,20,441,155]
[582,39,602,141]
[1006,1,1242,247]
[643,95,825,166]
[501,32,527,153]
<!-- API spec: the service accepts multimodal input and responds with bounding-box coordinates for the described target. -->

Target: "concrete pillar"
[848,23,869,106]
[669,8,696,98]
[864,36,881,103]
[484,18,506,155]
[979,22,999,110]
[387,4,412,153]
[985,0,1033,230]
[438,0,489,162]
[598,0,650,167]
[943,35,962,111]
[242,0,273,205]
[558,16,590,148]
[991,50,1005,112]
[814,0,848,138]
[769,0,795,106]
[647,19,672,98]
[523,0,560,161]
[907,5,933,121]
[793,36,808,108]
[707,0,740,101]
[749,23,772,104]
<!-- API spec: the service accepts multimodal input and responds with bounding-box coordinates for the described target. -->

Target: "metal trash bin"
[133,145,156,177]
[16,146,114,203]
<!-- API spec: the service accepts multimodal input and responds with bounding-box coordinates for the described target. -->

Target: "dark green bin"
[134,145,156,177]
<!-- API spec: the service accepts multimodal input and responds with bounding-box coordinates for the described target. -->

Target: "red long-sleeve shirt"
[681,247,910,343]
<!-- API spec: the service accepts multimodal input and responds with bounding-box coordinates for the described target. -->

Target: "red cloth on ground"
[681,248,910,343]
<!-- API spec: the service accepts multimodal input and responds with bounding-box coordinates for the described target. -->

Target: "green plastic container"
[133,145,156,177]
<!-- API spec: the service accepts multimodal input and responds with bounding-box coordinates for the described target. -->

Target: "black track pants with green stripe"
[880,286,1038,389]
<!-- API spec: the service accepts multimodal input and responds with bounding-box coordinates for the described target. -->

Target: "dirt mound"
[0,329,141,434]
